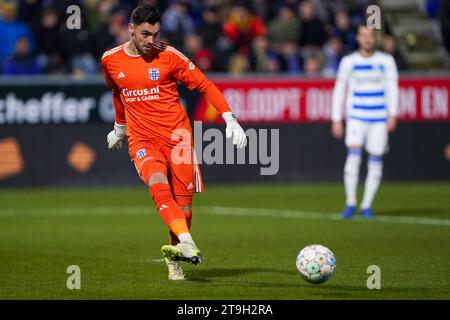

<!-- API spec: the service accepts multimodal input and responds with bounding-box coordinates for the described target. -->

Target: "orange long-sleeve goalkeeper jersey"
[101,41,231,146]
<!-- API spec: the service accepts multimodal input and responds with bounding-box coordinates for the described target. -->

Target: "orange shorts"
[129,140,203,195]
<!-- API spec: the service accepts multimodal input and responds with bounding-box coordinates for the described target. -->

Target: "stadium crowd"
[1,0,443,76]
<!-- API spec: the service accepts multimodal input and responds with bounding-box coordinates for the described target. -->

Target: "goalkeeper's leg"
[165,195,194,279]
[148,173,202,265]
[131,143,201,276]
[162,196,200,265]
[132,145,190,240]
[149,174,197,246]
[148,173,191,240]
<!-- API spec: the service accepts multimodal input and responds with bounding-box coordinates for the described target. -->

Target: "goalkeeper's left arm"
[197,79,247,149]
[170,52,247,149]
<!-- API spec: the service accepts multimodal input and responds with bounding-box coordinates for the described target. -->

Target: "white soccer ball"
[296,244,336,284]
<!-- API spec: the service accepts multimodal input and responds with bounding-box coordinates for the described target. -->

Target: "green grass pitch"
[0,182,449,299]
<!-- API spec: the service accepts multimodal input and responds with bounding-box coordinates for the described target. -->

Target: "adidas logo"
[187,182,194,190]
[158,204,168,212]
[118,72,125,78]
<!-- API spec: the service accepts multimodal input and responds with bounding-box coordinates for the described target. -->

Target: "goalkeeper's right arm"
[106,89,126,151]
[107,122,125,151]
[102,58,126,151]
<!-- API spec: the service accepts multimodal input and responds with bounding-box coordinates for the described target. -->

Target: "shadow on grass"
[185,267,363,291]
[185,266,322,281]
[308,284,432,299]
[185,267,277,281]
[186,267,429,291]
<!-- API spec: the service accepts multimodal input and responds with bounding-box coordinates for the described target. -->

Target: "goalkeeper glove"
[107,123,126,151]
[222,111,247,149]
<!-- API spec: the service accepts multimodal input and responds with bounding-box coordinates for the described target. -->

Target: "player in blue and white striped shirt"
[331,25,399,219]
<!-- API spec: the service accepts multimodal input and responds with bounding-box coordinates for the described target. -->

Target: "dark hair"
[130,5,161,25]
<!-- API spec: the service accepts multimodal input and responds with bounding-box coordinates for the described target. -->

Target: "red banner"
[193,77,450,123]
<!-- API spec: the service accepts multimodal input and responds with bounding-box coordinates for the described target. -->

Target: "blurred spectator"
[278,41,302,74]
[2,36,41,75]
[91,8,129,58]
[322,36,343,76]
[346,0,371,27]
[196,5,232,71]
[71,52,98,76]
[0,0,434,75]
[310,0,347,23]
[298,0,327,48]
[382,35,408,71]
[43,52,70,74]
[58,24,97,75]
[161,1,195,49]
[197,6,222,48]
[332,11,357,52]
[17,0,43,31]
[265,53,282,73]
[34,8,61,56]
[249,0,278,23]
[183,33,214,72]
[439,0,450,54]
[303,54,323,76]
[32,7,66,74]
[223,3,266,54]
[228,51,250,75]
[84,0,119,30]
[195,49,214,72]
[53,0,97,75]
[267,5,300,48]
[0,1,35,64]
[115,24,130,43]
[249,35,282,73]
[249,35,269,72]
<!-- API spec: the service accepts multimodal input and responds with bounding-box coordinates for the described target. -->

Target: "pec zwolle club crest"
[149,68,159,80]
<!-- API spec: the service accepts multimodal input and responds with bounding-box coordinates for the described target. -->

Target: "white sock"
[361,155,383,209]
[178,233,196,246]
[344,148,362,206]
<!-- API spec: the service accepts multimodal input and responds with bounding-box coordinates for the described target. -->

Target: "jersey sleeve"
[385,55,399,117]
[331,56,351,122]
[169,49,231,115]
[101,58,126,125]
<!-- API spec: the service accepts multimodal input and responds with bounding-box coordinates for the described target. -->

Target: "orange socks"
[175,195,193,229]
[149,183,189,237]
[169,195,193,244]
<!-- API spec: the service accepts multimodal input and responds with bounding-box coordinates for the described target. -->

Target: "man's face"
[16,37,29,55]
[129,22,160,54]
[382,37,395,54]
[357,26,375,52]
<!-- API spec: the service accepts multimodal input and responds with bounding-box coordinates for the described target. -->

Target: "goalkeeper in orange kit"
[101,5,247,280]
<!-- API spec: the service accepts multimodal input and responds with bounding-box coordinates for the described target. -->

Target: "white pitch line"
[0,206,148,217]
[199,207,343,221]
[0,206,449,227]
[198,206,450,227]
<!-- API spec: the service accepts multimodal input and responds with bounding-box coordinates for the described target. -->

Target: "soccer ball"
[296,244,336,284]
